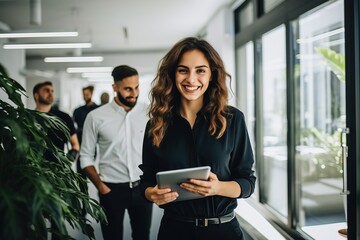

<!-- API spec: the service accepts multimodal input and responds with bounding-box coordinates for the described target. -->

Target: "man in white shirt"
[80,65,152,240]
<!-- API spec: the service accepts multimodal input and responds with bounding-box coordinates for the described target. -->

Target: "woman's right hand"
[145,185,178,205]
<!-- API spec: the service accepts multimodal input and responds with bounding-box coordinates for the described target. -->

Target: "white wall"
[203,6,236,106]
[0,39,26,107]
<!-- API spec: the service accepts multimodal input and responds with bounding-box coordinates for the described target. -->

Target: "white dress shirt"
[80,99,149,183]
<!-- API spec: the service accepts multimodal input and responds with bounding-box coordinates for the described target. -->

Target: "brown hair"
[33,81,53,96]
[82,85,94,93]
[148,37,231,147]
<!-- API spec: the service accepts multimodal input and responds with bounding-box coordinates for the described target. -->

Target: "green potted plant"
[0,72,106,239]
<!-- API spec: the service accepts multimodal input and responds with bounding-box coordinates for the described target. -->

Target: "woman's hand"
[180,172,241,198]
[145,185,179,206]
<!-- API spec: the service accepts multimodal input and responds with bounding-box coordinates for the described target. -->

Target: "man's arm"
[70,133,80,151]
[83,166,111,194]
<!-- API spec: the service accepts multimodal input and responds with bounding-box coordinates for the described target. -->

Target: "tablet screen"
[156,166,211,202]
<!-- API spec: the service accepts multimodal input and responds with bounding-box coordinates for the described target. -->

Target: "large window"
[235,0,350,239]
[261,25,288,218]
[293,0,346,237]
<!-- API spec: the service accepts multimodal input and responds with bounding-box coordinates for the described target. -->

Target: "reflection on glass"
[236,42,255,150]
[239,2,254,31]
[236,42,257,197]
[294,0,346,235]
[261,25,288,217]
[264,0,284,13]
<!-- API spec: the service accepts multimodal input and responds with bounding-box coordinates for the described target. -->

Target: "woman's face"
[175,49,211,103]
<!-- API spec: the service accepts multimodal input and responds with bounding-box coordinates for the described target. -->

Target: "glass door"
[293,0,347,238]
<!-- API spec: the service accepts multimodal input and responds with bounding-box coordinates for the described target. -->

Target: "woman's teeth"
[184,86,199,90]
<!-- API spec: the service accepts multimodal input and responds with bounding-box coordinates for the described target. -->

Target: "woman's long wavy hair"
[148,37,231,147]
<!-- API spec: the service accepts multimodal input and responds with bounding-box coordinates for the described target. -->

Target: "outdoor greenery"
[299,48,346,179]
[0,73,107,239]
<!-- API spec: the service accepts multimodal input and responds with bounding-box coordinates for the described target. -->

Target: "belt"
[165,212,235,227]
[118,180,140,189]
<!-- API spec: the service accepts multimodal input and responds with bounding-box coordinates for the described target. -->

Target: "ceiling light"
[3,43,92,49]
[44,56,103,63]
[66,67,113,73]
[82,72,111,78]
[0,31,79,38]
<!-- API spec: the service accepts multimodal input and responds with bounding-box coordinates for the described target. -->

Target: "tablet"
[156,166,211,202]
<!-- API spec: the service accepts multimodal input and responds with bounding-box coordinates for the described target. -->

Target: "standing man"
[73,85,98,180]
[80,65,153,240]
[33,81,80,240]
[33,81,80,154]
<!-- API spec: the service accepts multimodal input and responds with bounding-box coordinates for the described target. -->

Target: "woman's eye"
[178,69,187,73]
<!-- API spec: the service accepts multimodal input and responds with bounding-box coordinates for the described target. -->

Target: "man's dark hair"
[83,85,94,93]
[111,65,138,83]
[33,81,53,95]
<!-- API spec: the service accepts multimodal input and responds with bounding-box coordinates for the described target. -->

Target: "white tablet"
[156,166,211,202]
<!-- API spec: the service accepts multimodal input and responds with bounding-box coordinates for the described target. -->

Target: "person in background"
[100,92,110,105]
[139,37,256,240]
[33,81,80,240]
[73,85,98,183]
[33,81,80,154]
[80,65,153,240]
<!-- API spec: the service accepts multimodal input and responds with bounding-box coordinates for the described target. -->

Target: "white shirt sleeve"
[80,111,97,169]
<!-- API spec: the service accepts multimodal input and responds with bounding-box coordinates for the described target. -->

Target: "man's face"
[112,75,139,108]
[83,89,92,104]
[35,85,54,105]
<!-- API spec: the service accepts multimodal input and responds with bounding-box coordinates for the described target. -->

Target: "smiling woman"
[139,37,256,240]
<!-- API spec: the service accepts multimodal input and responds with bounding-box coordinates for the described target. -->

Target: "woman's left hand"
[180,172,221,197]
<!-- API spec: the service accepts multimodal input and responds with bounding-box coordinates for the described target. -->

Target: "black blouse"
[139,106,256,218]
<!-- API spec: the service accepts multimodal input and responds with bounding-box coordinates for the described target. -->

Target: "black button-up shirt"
[139,106,255,218]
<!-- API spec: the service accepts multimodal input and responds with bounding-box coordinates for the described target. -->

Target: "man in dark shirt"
[33,81,80,240]
[33,81,79,154]
[73,85,98,182]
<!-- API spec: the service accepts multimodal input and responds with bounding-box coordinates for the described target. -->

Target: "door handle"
[339,127,350,195]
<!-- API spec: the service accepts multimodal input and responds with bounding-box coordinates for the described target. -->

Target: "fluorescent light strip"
[67,67,113,73]
[3,43,92,49]
[44,56,104,63]
[82,72,111,78]
[0,31,78,38]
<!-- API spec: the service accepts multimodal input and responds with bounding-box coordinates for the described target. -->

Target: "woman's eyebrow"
[177,65,209,69]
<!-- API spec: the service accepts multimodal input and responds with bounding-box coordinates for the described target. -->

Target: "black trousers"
[99,182,153,240]
[157,214,244,240]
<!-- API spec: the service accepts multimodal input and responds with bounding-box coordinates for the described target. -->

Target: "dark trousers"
[99,182,153,240]
[158,214,243,240]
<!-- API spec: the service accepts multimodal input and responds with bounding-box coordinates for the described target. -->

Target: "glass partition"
[261,24,288,218]
[293,0,346,237]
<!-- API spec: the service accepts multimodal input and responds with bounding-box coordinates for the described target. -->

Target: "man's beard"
[117,92,137,108]
[38,95,53,105]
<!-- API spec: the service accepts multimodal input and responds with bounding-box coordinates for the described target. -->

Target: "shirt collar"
[110,99,139,113]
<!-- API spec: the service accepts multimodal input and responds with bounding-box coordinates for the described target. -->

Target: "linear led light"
[3,43,92,49]
[87,77,113,82]
[66,67,113,73]
[0,31,79,38]
[44,56,103,63]
[82,72,111,78]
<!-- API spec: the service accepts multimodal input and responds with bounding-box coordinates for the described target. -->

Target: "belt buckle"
[129,180,139,189]
[195,218,208,227]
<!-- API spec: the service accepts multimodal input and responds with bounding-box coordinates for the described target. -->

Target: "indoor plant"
[0,72,106,239]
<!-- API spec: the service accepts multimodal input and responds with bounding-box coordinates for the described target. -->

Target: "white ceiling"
[0,0,235,58]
